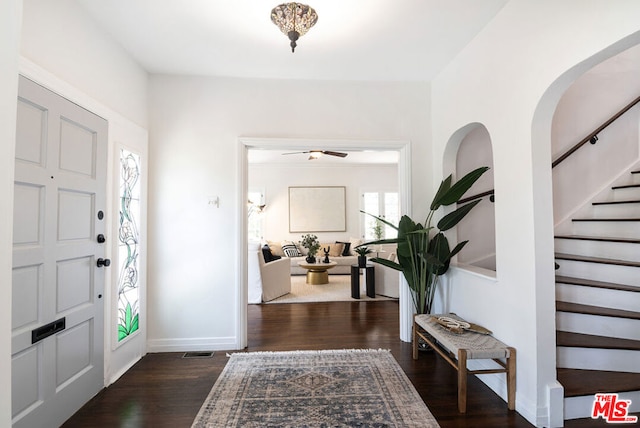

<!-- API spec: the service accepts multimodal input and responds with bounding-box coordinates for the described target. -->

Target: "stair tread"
[558,368,640,397]
[612,184,640,189]
[556,275,640,293]
[557,331,640,351]
[555,252,640,268]
[556,301,640,320]
[555,235,640,244]
[592,199,640,205]
[572,217,640,221]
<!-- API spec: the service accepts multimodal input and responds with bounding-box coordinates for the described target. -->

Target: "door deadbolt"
[97,234,106,243]
[96,258,111,268]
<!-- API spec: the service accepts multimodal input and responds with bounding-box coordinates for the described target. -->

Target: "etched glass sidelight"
[117,149,141,341]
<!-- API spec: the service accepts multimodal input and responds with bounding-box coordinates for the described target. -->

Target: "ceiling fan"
[282,150,348,160]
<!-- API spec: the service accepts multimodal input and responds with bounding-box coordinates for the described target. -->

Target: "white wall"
[552,43,640,224]
[147,75,428,351]
[20,0,148,127]
[431,1,640,426]
[1,1,22,425]
[249,163,398,243]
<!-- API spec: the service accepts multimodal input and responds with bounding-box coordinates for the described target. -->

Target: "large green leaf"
[428,232,451,275]
[437,199,481,231]
[360,210,398,231]
[449,240,468,259]
[369,257,402,271]
[436,166,489,206]
[357,238,400,247]
[430,174,452,210]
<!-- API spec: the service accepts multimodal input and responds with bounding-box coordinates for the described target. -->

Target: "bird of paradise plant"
[359,166,489,314]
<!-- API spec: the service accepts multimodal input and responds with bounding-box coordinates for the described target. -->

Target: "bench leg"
[458,349,468,413]
[507,347,516,410]
[412,322,418,360]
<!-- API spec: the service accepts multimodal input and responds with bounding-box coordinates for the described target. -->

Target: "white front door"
[12,76,107,428]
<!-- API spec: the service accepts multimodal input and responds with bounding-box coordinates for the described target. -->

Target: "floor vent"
[182,351,214,359]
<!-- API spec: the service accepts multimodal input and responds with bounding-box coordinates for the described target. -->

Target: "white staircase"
[554,166,640,421]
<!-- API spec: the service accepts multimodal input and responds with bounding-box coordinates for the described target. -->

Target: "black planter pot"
[357,256,367,268]
[305,255,316,264]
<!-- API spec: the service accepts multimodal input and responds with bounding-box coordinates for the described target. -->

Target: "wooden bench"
[413,313,516,413]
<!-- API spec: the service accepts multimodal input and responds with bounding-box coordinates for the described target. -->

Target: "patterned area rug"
[191,349,440,428]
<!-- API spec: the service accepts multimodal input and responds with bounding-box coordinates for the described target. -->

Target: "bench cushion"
[415,314,511,359]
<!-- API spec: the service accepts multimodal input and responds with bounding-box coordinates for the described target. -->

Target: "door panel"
[15,99,46,166]
[11,347,40,416]
[12,183,43,245]
[11,265,40,329]
[57,257,92,312]
[57,190,93,241]
[59,118,96,177]
[56,321,92,387]
[12,76,107,428]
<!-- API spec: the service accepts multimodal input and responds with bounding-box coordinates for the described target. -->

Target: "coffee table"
[297,261,338,285]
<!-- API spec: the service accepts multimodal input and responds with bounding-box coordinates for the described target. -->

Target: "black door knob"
[97,234,106,243]
[97,258,111,268]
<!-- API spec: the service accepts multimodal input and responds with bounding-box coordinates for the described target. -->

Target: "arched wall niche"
[442,123,496,271]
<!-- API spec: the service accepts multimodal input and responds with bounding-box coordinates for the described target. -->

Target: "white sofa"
[266,240,397,276]
[248,249,291,303]
[373,252,400,298]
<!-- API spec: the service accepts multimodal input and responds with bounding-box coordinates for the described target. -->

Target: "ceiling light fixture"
[271,3,318,53]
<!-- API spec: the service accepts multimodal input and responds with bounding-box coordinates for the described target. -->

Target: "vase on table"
[358,256,367,268]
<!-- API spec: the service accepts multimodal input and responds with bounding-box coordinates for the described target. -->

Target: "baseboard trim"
[147,336,238,353]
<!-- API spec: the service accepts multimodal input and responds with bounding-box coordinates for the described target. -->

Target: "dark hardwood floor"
[61,301,608,427]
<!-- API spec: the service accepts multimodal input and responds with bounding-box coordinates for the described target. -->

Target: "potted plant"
[354,246,373,267]
[362,166,488,315]
[372,218,384,240]
[300,234,320,263]
[371,218,384,252]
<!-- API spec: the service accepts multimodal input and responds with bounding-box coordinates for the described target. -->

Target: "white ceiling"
[75,0,508,82]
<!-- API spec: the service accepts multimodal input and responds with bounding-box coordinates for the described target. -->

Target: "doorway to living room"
[237,138,412,347]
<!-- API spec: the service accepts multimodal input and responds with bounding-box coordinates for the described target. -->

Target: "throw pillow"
[267,241,284,257]
[328,243,344,257]
[318,243,331,256]
[261,245,274,263]
[348,237,363,255]
[282,243,302,257]
[337,241,351,256]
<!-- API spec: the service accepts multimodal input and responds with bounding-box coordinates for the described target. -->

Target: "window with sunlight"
[361,191,399,240]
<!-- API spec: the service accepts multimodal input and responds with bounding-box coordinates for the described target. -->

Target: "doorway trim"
[236,137,412,348]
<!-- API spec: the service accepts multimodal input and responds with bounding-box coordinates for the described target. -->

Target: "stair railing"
[459,94,640,203]
[551,94,640,168]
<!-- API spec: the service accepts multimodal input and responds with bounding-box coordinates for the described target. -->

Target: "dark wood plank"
[556,275,640,293]
[556,301,640,320]
[555,235,640,244]
[592,199,640,205]
[557,331,640,351]
[62,301,534,428]
[612,184,640,189]
[571,217,640,221]
[558,368,640,397]
[555,252,640,268]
